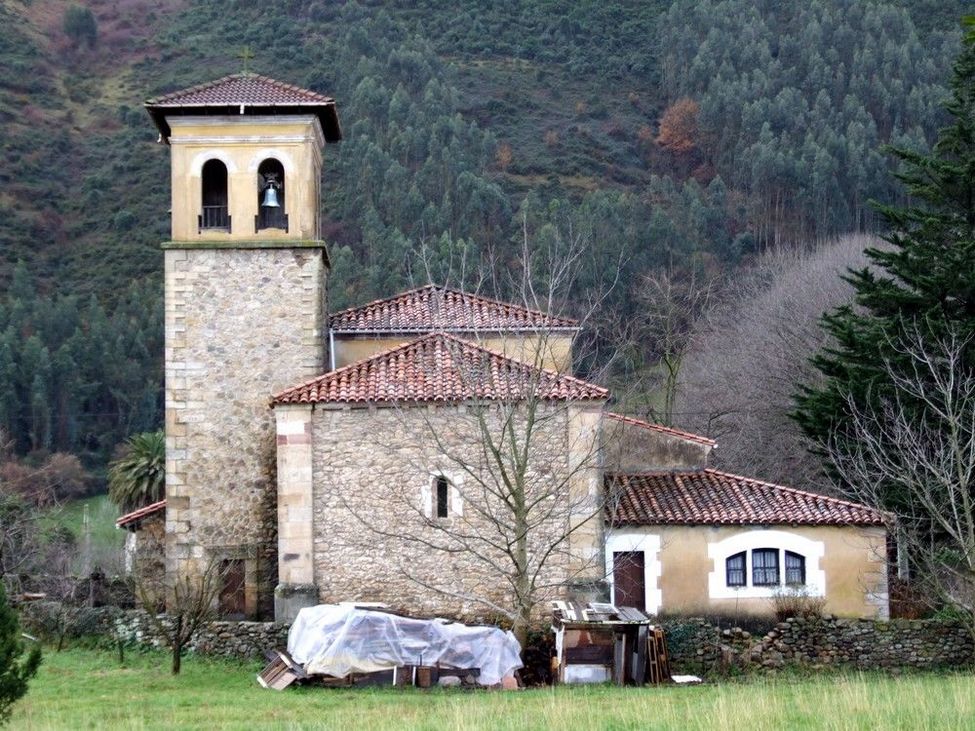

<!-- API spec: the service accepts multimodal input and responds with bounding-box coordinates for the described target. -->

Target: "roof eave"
[272,393,609,408]
[329,326,583,336]
[145,102,342,144]
[607,519,887,528]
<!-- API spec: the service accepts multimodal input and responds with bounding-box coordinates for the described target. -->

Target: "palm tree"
[108,431,164,512]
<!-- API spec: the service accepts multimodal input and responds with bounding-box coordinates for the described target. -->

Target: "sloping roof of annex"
[606,469,886,527]
[604,411,716,447]
[116,499,167,530]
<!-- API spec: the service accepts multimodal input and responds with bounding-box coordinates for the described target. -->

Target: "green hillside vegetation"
[0,0,967,472]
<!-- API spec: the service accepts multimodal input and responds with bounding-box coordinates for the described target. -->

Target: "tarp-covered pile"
[287,604,523,686]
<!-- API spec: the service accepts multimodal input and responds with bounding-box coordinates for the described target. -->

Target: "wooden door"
[613,551,646,611]
[219,559,246,619]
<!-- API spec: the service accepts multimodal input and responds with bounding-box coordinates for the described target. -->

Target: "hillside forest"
[0,0,967,494]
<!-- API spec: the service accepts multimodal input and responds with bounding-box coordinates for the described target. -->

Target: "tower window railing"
[199,205,231,232]
[255,207,288,233]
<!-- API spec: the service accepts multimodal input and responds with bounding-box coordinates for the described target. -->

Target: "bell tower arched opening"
[200,159,230,232]
[257,158,288,232]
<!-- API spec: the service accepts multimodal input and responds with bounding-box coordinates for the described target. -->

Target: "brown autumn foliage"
[656,97,700,154]
[495,142,513,172]
[0,453,90,506]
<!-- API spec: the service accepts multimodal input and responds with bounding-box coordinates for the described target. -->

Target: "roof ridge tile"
[605,412,716,446]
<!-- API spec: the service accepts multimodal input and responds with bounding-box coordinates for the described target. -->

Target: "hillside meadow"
[9,648,975,730]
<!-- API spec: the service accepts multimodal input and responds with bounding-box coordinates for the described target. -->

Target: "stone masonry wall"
[307,403,603,621]
[662,616,974,675]
[21,601,972,672]
[164,246,327,617]
[21,602,287,660]
[747,616,973,670]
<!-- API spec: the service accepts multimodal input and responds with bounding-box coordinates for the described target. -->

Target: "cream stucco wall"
[605,524,888,618]
[332,332,575,371]
[167,115,324,241]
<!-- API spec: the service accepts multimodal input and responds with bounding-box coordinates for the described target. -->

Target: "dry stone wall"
[20,602,288,661]
[663,616,974,675]
[748,616,973,670]
[18,602,974,671]
[114,611,289,660]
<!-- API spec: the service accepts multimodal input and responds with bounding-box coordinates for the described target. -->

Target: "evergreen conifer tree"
[794,19,975,496]
[0,583,41,724]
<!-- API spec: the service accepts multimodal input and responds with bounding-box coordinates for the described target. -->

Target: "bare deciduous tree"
[823,323,975,637]
[630,267,718,426]
[676,235,881,489]
[135,559,225,674]
[339,221,622,648]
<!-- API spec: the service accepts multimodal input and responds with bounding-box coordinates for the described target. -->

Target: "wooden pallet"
[257,649,307,691]
[646,627,671,685]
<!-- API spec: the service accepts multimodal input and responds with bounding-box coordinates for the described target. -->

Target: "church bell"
[261,184,280,208]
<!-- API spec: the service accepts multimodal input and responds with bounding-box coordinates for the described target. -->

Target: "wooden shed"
[551,601,670,685]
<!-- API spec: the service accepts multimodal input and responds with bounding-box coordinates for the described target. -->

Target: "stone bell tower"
[146,74,341,618]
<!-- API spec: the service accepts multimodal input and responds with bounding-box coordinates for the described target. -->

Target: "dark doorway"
[613,551,646,611]
[219,559,247,619]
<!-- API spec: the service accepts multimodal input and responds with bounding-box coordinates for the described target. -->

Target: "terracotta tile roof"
[116,500,166,529]
[272,333,608,405]
[329,285,579,333]
[605,412,716,447]
[145,73,341,142]
[147,73,334,106]
[606,470,886,527]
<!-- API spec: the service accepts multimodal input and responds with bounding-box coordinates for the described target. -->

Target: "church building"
[129,73,890,624]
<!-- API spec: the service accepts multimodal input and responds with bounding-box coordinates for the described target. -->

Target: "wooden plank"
[613,632,626,686]
[634,625,648,684]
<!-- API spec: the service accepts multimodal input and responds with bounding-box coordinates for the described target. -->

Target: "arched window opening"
[200,159,230,232]
[257,158,288,232]
[435,475,449,518]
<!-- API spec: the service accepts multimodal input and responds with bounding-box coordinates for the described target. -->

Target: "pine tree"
[794,19,975,486]
[0,583,41,724]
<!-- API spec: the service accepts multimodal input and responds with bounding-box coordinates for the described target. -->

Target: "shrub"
[771,587,827,621]
[0,453,90,506]
[0,584,41,724]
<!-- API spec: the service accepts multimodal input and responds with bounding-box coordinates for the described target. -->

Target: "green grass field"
[42,495,125,573]
[53,495,121,549]
[9,648,975,731]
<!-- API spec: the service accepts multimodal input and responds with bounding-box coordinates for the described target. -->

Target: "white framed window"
[707,530,825,599]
